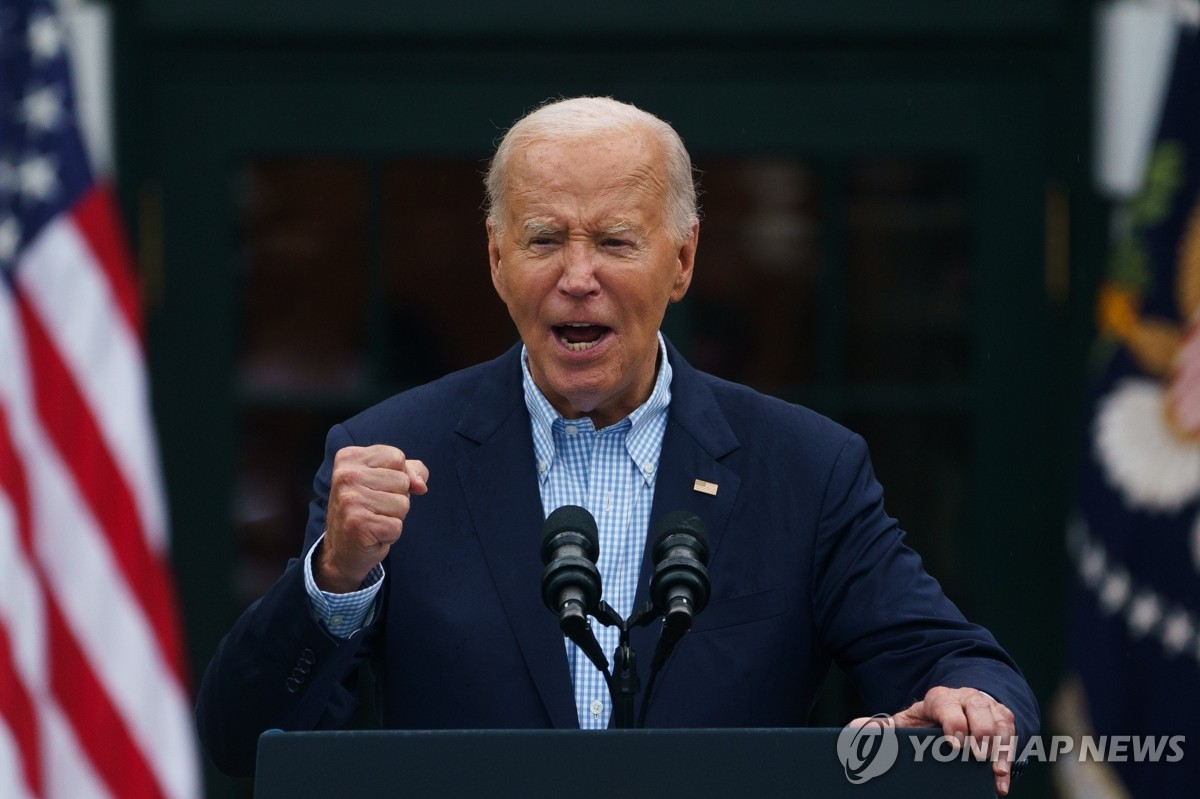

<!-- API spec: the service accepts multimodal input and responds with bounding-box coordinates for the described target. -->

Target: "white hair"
[485,96,698,245]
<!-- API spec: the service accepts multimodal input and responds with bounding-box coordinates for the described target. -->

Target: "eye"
[601,237,634,249]
[527,235,560,250]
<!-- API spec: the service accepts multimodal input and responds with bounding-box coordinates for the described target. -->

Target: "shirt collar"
[522,333,673,482]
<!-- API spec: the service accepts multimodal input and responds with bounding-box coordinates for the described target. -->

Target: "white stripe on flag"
[0,719,38,799]
[0,489,47,701]
[43,703,115,799]
[1,468,123,799]
[17,216,168,552]
[0,289,199,799]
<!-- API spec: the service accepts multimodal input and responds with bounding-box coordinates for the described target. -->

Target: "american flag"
[0,1,200,797]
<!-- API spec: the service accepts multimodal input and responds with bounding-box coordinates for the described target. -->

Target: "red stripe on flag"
[0,411,44,798]
[14,292,185,680]
[45,598,166,799]
[70,185,143,338]
[2,406,167,799]
[0,624,42,798]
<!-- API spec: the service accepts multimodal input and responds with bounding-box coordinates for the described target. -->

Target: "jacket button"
[285,677,300,694]
[301,648,316,665]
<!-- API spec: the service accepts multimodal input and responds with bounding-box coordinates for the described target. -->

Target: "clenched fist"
[315,444,429,593]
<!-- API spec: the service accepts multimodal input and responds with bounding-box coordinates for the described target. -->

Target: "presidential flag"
[0,1,200,797]
[1059,24,1200,799]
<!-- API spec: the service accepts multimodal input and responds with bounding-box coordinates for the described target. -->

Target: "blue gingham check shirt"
[304,334,672,730]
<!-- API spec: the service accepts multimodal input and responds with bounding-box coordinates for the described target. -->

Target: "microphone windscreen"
[651,511,709,561]
[541,504,599,561]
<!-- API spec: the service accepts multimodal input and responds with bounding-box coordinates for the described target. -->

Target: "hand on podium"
[852,686,1017,796]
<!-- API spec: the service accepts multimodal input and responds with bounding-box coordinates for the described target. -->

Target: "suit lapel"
[629,341,743,711]
[452,341,744,729]
[454,347,578,728]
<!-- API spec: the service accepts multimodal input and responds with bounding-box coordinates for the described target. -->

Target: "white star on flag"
[1099,569,1131,613]
[20,84,63,132]
[26,10,63,61]
[1162,611,1195,655]
[0,215,21,260]
[18,154,57,201]
[1128,592,1163,637]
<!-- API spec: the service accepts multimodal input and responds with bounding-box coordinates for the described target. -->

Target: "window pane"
[686,158,823,389]
[844,159,970,385]
[380,159,514,387]
[236,160,370,395]
[232,407,340,606]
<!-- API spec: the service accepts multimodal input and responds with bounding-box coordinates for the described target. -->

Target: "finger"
[356,509,405,546]
[359,444,409,470]
[335,444,407,470]
[405,459,430,494]
[963,692,997,758]
[993,746,1012,796]
[846,714,894,729]
[989,706,1016,795]
[334,453,423,495]
[887,702,929,728]
[361,485,412,520]
[329,484,411,537]
[339,463,411,494]
[922,688,969,749]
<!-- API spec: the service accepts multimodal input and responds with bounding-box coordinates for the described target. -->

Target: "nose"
[557,241,600,297]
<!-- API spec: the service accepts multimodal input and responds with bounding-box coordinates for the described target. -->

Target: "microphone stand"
[591,600,662,729]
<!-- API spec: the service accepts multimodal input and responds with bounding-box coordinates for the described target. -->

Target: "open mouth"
[554,323,611,352]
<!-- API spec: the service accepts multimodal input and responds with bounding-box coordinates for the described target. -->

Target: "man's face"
[488,128,696,429]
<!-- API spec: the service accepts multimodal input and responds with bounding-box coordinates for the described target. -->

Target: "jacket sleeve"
[811,433,1041,743]
[195,423,377,778]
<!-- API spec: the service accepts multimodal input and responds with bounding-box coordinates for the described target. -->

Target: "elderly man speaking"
[197,97,1038,795]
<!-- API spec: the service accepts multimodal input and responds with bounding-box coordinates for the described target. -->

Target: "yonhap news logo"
[836,714,899,784]
[834,717,1187,784]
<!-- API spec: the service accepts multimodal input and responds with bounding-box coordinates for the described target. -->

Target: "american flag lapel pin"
[692,479,718,496]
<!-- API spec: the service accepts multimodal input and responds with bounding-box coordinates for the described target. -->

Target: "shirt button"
[330,614,344,627]
[590,700,604,717]
[538,460,548,475]
[643,462,654,475]
[565,424,578,436]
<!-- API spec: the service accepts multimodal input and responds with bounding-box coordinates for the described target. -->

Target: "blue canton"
[523,334,672,729]
[0,0,93,280]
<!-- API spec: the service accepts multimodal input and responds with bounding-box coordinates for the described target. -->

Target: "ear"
[487,218,507,301]
[669,222,699,303]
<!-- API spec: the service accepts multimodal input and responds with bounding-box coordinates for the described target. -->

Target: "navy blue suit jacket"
[196,341,1039,777]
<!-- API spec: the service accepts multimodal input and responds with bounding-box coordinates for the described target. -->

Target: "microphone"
[540,505,602,642]
[638,511,712,727]
[649,511,711,636]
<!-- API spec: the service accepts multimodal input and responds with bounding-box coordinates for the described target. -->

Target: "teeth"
[560,337,600,352]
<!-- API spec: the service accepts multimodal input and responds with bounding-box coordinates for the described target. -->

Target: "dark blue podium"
[254,727,995,798]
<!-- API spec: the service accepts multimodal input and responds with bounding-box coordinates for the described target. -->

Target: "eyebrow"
[522,220,562,236]
[519,220,646,238]
[599,222,643,237]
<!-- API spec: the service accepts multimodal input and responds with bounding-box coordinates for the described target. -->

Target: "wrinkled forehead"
[504,130,670,215]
